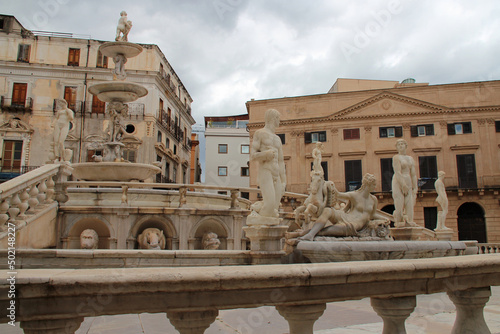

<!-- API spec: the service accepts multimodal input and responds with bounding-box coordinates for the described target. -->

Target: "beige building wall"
[0,14,194,183]
[247,79,500,243]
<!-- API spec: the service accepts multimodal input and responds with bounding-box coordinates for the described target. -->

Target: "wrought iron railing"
[0,96,33,112]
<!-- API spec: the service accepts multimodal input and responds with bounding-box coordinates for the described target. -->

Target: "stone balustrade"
[0,164,72,238]
[478,243,500,254]
[0,254,498,333]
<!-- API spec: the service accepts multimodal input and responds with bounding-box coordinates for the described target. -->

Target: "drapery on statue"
[434,171,451,230]
[392,139,418,227]
[115,11,133,42]
[249,109,286,218]
[52,99,74,162]
[298,173,390,241]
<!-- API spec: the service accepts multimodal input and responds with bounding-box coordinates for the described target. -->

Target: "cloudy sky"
[4,0,500,127]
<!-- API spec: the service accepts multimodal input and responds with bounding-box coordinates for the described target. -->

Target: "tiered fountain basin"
[99,41,143,59]
[71,162,160,182]
[88,82,147,103]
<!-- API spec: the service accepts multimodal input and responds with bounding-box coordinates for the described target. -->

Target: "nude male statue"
[250,109,286,218]
[434,171,451,230]
[392,139,418,226]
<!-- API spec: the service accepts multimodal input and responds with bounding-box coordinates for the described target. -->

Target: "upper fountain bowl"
[88,82,148,103]
[99,41,143,59]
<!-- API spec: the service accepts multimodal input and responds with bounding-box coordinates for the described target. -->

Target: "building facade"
[246,78,500,243]
[204,114,250,198]
[0,14,195,183]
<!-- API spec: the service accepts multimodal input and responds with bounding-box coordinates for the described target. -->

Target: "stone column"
[371,296,416,334]
[448,287,491,334]
[20,317,84,334]
[178,210,190,250]
[277,304,326,334]
[166,309,218,334]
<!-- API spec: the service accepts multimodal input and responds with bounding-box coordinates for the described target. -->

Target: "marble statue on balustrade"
[51,99,74,163]
[296,173,391,241]
[202,232,221,250]
[138,228,166,250]
[80,229,99,249]
[248,109,286,224]
[434,171,451,231]
[294,170,328,230]
[392,139,418,227]
[116,11,132,42]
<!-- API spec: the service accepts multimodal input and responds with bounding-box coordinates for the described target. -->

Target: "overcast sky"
[4,0,500,127]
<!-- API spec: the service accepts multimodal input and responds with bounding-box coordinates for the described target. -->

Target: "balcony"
[0,96,33,112]
[158,72,192,116]
[84,102,145,118]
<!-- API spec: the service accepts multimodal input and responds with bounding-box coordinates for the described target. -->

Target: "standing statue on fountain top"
[392,139,418,227]
[52,99,74,162]
[116,11,133,42]
[249,109,286,219]
[312,141,324,175]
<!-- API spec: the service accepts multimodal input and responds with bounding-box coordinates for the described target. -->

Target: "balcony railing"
[157,109,184,143]
[0,96,33,112]
[83,102,145,118]
[158,72,192,116]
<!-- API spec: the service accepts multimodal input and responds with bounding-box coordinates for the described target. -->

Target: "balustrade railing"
[478,243,500,254]
[0,96,33,112]
[0,164,71,234]
[0,254,498,333]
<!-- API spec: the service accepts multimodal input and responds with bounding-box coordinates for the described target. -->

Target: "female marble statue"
[312,142,324,175]
[434,171,450,230]
[392,139,418,226]
[53,99,74,162]
[299,173,387,240]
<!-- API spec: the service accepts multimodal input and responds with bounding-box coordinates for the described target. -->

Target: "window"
[241,144,250,154]
[91,96,105,114]
[17,44,30,63]
[456,154,477,188]
[165,137,170,149]
[379,126,403,138]
[424,207,438,230]
[277,133,286,145]
[0,18,4,30]
[67,48,80,66]
[125,124,135,134]
[1,140,23,173]
[241,167,250,176]
[173,145,177,155]
[411,124,434,137]
[380,158,394,192]
[218,191,228,195]
[496,121,500,133]
[218,144,228,154]
[418,156,438,190]
[96,50,108,68]
[157,131,162,142]
[448,122,472,135]
[218,166,228,176]
[241,192,250,200]
[344,160,362,191]
[123,149,136,162]
[343,128,360,140]
[64,86,77,110]
[305,131,326,143]
[12,83,28,106]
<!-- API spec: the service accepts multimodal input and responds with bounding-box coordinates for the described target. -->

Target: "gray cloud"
[4,0,500,125]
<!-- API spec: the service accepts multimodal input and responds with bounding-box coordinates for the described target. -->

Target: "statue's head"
[438,171,445,178]
[80,229,99,249]
[264,109,280,127]
[120,11,127,16]
[395,139,407,152]
[54,99,68,111]
[361,173,376,191]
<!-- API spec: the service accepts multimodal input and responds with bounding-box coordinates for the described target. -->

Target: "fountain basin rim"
[88,82,148,103]
[99,41,143,59]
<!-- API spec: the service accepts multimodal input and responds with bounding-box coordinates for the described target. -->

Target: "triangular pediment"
[0,117,33,133]
[329,92,448,120]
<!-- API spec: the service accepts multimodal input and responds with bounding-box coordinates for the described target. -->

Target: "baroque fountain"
[71,11,160,182]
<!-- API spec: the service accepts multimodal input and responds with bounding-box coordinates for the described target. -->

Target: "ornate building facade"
[0,14,195,183]
[247,78,500,243]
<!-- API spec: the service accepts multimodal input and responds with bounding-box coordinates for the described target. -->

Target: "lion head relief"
[138,228,166,250]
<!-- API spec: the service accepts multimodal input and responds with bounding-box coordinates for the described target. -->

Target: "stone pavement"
[2,287,499,333]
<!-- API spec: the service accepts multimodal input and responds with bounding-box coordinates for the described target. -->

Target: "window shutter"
[447,124,455,135]
[395,126,403,137]
[304,132,312,143]
[410,125,418,137]
[379,127,387,138]
[496,121,500,133]
[426,124,434,136]
[319,131,327,142]
[463,122,472,134]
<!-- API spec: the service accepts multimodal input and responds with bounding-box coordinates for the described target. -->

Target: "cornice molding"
[412,147,441,153]
[450,145,480,151]
[338,151,367,157]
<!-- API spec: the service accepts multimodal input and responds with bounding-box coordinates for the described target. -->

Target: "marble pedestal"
[243,224,288,264]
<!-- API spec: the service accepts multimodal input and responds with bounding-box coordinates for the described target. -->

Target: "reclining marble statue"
[296,173,390,241]
[392,139,418,227]
[248,109,286,224]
